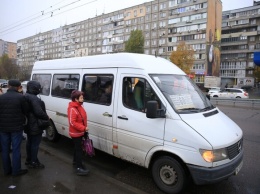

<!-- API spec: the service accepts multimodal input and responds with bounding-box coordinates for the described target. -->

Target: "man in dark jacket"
[0,79,29,176]
[24,80,49,169]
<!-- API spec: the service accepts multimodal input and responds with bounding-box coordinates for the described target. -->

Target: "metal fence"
[210,98,260,108]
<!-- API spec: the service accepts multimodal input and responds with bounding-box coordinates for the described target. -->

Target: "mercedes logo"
[237,141,242,152]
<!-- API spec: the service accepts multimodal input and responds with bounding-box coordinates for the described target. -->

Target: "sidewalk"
[0,140,148,194]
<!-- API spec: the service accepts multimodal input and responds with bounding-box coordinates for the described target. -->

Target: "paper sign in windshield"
[170,94,194,109]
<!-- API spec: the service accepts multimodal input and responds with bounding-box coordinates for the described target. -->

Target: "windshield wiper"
[178,108,200,113]
[199,106,214,112]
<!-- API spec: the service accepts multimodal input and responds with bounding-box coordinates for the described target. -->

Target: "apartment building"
[17,0,222,84]
[221,1,260,88]
[0,39,17,60]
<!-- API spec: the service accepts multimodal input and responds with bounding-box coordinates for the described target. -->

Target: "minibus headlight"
[199,148,228,162]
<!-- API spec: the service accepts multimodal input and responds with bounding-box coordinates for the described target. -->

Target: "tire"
[45,120,60,142]
[213,95,218,97]
[152,156,187,194]
[236,96,241,98]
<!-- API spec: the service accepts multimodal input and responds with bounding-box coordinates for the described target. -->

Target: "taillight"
[244,92,248,96]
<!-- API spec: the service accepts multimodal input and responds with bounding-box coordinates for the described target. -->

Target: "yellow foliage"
[169,42,195,74]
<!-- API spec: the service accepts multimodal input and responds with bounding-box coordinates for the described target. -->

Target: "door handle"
[103,112,112,117]
[118,116,128,120]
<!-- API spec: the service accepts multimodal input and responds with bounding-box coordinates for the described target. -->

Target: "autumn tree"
[125,30,144,53]
[17,64,32,81]
[169,41,195,74]
[0,54,19,79]
[254,66,260,84]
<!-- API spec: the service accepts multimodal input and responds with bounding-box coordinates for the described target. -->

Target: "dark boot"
[28,162,45,169]
[76,168,89,176]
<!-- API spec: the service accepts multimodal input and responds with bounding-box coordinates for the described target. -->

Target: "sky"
[0,0,254,43]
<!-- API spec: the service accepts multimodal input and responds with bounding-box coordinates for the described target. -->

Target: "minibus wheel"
[152,156,187,194]
[46,121,60,142]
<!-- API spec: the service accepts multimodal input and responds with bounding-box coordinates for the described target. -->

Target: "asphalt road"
[38,105,260,194]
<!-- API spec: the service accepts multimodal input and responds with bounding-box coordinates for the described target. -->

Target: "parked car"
[210,88,249,98]
[0,79,7,87]
[207,87,221,95]
[0,82,8,88]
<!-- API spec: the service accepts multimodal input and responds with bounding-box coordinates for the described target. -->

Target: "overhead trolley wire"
[0,0,69,31]
[0,0,97,36]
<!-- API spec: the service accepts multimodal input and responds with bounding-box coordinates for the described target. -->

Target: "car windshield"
[150,74,213,114]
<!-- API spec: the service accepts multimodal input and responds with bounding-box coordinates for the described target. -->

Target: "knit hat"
[8,79,21,87]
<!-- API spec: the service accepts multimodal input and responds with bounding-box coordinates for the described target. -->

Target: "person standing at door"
[0,80,29,176]
[67,90,89,176]
[24,80,49,169]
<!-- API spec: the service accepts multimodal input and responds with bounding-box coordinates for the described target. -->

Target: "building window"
[160,12,166,18]
[249,45,255,50]
[169,0,177,7]
[248,70,253,75]
[251,19,256,24]
[249,36,255,41]
[160,3,166,10]
[146,15,150,21]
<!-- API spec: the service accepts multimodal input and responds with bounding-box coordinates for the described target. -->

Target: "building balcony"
[221,49,250,54]
[220,67,246,70]
[221,40,247,46]
[62,41,70,46]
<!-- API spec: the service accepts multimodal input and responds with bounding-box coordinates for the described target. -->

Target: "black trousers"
[72,136,84,169]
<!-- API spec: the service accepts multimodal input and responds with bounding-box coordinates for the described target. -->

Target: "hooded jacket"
[67,101,87,138]
[24,81,49,135]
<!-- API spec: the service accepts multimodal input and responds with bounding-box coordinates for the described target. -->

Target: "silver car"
[210,88,249,98]
[207,87,221,95]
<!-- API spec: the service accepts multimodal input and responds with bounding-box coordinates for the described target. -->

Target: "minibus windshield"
[151,74,213,114]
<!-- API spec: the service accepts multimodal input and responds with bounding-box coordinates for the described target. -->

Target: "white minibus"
[31,53,243,194]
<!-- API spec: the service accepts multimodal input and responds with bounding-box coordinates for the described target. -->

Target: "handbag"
[82,132,95,157]
[37,118,51,129]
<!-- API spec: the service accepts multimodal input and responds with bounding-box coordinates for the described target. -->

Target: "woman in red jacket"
[67,90,89,176]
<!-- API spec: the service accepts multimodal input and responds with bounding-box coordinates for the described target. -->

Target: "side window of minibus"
[32,74,52,96]
[51,74,80,99]
[122,77,161,112]
[82,74,113,105]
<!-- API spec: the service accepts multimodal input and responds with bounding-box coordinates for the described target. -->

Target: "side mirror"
[146,101,166,118]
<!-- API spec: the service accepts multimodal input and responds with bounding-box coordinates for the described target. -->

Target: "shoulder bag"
[76,107,95,157]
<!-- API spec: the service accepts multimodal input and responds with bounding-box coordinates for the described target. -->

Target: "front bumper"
[187,149,243,185]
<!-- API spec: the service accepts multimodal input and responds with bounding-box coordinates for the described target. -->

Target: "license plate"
[235,161,243,175]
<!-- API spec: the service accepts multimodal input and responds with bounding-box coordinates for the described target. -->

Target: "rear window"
[230,89,242,93]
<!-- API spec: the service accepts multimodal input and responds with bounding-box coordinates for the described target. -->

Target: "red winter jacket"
[67,101,87,138]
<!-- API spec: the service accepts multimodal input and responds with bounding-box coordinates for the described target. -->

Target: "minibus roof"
[33,53,185,75]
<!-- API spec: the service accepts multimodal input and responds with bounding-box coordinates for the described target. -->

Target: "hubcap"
[160,165,177,185]
[47,126,54,137]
